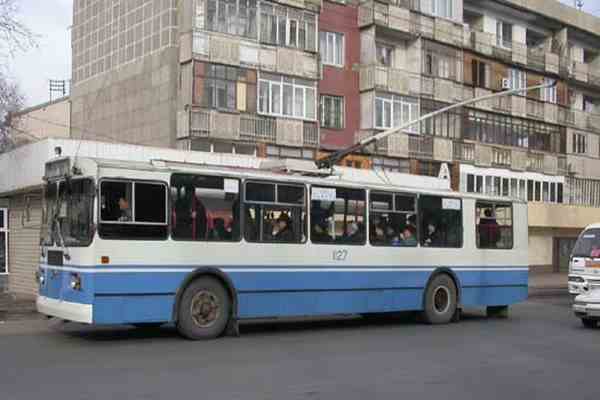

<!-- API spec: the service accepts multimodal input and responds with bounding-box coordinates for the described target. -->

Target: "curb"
[528,287,569,298]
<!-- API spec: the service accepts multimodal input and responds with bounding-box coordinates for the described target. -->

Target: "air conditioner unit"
[501,78,511,90]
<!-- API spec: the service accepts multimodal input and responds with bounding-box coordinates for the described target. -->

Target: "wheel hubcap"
[433,286,451,314]
[190,290,220,328]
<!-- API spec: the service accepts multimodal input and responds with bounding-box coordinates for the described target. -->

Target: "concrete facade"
[70,0,180,148]
[8,98,71,147]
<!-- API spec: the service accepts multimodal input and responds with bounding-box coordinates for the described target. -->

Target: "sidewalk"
[528,271,568,298]
[0,293,40,322]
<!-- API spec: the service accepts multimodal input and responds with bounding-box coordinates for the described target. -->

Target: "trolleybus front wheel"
[422,274,457,325]
[176,277,231,340]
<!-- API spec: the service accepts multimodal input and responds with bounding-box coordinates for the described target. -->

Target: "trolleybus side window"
[419,195,462,248]
[170,174,241,242]
[476,202,513,249]
[99,180,168,240]
[311,186,366,245]
[370,192,417,247]
[244,181,306,244]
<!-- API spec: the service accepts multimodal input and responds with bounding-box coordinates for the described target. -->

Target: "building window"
[376,43,393,66]
[319,31,344,66]
[205,0,257,38]
[509,68,526,92]
[464,108,563,153]
[320,95,344,129]
[194,62,257,112]
[471,59,490,88]
[422,41,458,80]
[375,93,419,133]
[541,78,557,104]
[258,73,316,120]
[583,96,597,114]
[476,202,513,249]
[0,208,7,274]
[432,0,453,19]
[372,157,410,173]
[420,99,462,139]
[496,21,513,48]
[573,133,587,154]
[260,2,317,52]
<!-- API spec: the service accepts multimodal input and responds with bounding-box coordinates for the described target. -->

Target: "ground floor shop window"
[0,208,7,274]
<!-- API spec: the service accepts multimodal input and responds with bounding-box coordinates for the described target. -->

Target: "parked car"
[573,289,600,328]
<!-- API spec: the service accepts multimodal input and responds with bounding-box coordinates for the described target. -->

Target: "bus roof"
[74,156,526,205]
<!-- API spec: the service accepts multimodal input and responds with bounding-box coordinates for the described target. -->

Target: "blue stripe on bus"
[38,265,528,323]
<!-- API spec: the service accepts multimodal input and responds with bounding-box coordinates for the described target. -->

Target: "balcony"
[492,147,511,168]
[526,98,544,120]
[527,152,545,172]
[558,156,568,175]
[558,107,575,126]
[408,135,434,159]
[359,65,422,96]
[181,109,318,147]
[588,113,600,133]
[453,141,475,163]
[491,95,511,114]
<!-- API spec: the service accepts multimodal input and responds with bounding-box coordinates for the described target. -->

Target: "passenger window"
[244,182,306,243]
[99,180,168,240]
[370,192,417,247]
[476,202,513,249]
[419,196,462,248]
[171,174,240,241]
[311,186,366,245]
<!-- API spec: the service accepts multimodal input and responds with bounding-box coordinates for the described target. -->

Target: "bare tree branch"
[0,0,37,59]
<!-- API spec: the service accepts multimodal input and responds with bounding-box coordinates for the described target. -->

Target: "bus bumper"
[36,296,93,324]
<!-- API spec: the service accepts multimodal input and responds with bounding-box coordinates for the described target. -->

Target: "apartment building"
[69,0,600,272]
[345,0,600,271]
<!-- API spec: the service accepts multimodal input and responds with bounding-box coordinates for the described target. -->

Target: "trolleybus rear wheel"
[422,274,457,325]
[177,277,231,340]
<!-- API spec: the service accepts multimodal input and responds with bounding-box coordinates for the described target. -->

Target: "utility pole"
[316,81,558,170]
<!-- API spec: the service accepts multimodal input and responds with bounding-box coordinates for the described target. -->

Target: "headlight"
[69,273,82,291]
[36,270,45,286]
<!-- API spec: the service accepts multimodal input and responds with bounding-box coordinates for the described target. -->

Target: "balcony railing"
[527,48,545,71]
[558,107,575,126]
[190,109,211,138]
[527,152,545,172]
[303,122,319,147]
[240,114,276,143]
[491,95,511,113]
[526,99,544,120]
[492,147,511,167]
[453,141,475,163]
[187,109,317,147]
[557,156,568,175]
[408,135,433,159]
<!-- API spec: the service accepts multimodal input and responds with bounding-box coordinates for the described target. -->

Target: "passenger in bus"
[400,227,417,246]
[371,223,386,244]
[118,197,132,222]
[312,220,332,242]
[385,225,401,245]
[345,221,364,243]
[423,223,441,247]
[209,218,229,240]
[479,209,499,248]
[272,213,294,242]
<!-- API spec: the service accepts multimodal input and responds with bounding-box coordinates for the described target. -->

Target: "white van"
[569,223,600,296]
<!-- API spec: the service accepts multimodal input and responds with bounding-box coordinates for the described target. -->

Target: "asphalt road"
[1,296,596,400]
